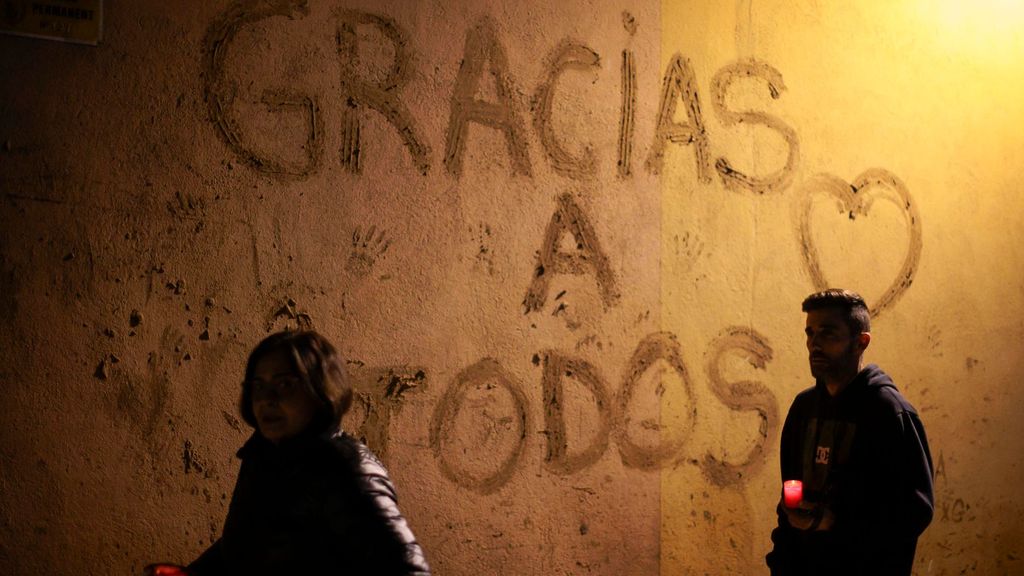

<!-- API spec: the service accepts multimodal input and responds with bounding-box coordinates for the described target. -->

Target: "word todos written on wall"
[203,1,922,494]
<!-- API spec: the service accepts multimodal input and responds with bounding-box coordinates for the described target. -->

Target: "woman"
[148,331,430,576]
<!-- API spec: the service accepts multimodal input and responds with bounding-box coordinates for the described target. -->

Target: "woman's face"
[249,348,320,444]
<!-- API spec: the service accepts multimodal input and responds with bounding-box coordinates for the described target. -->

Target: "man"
[766,289,934,575]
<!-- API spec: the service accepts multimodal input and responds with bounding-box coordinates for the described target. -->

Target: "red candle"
[783,480,803,508]
[145,565,187,576]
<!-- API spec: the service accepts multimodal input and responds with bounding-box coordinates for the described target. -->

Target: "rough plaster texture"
[0,1,1022,574]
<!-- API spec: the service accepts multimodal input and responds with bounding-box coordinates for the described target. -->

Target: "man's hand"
[780,498,835,531]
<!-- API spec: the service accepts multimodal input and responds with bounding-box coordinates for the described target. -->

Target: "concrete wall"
[1,1,1021,574]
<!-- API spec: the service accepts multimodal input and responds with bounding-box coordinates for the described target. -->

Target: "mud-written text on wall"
[429,358,530,495]
[614,332,696,470]
[701,327,779,487]
[532,39,601,180]
[796,168,922,318]
[196,6,925,498]
[617,11,638,178]
[348,366,427,463]
[444,16,533,177]
[523,193,620,315]
[335,9,431,175]
[429,330,779,494]
[540,350,613,475]
[710,60,799,195]
[645,53,710,181]
[108,326,180,443]
[202,0,324,179]
[201,6,809,186]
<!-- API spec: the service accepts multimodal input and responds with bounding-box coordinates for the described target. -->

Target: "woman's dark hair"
[239,330,352,434]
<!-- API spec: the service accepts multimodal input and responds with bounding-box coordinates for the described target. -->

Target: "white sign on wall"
[0,0,103,45]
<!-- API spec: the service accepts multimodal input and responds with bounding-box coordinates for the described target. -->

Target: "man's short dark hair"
[240,330,353,434]
[801,289,871,334]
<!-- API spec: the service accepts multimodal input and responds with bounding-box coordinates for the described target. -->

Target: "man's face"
[805,307,865,381]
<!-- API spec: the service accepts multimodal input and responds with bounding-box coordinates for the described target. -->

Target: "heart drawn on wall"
[796,168,923,318]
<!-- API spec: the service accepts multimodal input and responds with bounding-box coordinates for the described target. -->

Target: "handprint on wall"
[346,225,391,278]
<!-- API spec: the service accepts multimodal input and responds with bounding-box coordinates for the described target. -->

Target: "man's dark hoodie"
[766,364,934,576]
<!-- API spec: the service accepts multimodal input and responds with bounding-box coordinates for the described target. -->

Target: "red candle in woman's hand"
[783,480,803,508]
[144,564,187,576]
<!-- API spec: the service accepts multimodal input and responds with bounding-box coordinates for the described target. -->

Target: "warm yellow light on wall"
[934,0,1024,26]
[928,0,1024,62]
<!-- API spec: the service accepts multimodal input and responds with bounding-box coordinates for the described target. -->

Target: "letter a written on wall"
[645,54,710,181]
[444,16,532,177]
[523,193,620,313]
[0,0,102,45]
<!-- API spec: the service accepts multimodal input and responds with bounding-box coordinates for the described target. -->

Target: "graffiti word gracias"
[203,1,798,195]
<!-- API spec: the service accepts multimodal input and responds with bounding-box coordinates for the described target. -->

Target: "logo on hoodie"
[815,446,831,465]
